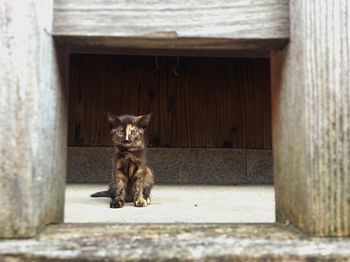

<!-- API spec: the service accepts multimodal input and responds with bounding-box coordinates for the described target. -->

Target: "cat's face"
[107,113,152,148]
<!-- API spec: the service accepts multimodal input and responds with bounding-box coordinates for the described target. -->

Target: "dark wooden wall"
[68,54,271,149]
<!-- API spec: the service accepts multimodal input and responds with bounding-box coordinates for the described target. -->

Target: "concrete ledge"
[67,147,273,184]
[65,185,275,223]
[247,149,273,184]
[1,224,350,261]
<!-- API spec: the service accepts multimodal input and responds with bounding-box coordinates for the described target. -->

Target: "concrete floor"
[65,184,275,223]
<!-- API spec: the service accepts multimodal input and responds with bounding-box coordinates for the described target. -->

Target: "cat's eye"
[115,127,123,137]
[130,130,137,136]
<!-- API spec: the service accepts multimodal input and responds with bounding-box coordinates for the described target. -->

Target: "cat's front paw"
[134,198,147,207]
[110,199,124,208]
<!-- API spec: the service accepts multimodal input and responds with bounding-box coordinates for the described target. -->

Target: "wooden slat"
[2,224,350,261]
[53,0,289,50]
[272,0,350,236]
[0,0,68,237]
[245,59,272,148]
[68,54,272,149]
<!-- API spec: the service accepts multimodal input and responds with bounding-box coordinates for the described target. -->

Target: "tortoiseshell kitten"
[91,113,154,208]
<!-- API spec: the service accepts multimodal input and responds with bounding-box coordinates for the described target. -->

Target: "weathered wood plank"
[53,0,289,50]
[1,224,350,261]
[272,0,350,236]
[68,47,271,58]
[0,0,68,238]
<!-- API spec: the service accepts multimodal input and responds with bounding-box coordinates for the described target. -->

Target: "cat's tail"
[90,190,111,198]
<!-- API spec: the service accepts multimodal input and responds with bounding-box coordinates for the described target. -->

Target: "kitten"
[91,113,154,208]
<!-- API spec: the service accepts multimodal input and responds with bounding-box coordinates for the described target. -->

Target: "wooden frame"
[0,0,68,237]
[0,0,349,240]
[271,0,350,236]
[53,0,289,51]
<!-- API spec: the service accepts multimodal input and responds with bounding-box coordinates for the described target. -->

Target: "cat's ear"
[135,113,152,129]
[105,111,121,129]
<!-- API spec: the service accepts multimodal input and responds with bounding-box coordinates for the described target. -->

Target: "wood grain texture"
[68,54,272,149]
[67,47,271,58]
[53,0,289,50]
[272,0,350,236]
[0,0,68,238]
[2,224,350,261]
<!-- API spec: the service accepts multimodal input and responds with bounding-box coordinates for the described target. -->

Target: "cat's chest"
[115,149,144,176]
[117,157,139,177]
[116,153,140,174]
[119,152,138,163]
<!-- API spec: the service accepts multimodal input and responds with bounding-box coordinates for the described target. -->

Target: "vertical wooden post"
[0,0,68,237]
[271,0,350,236]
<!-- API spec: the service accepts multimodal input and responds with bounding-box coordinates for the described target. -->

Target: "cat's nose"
[123,138,131,143]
